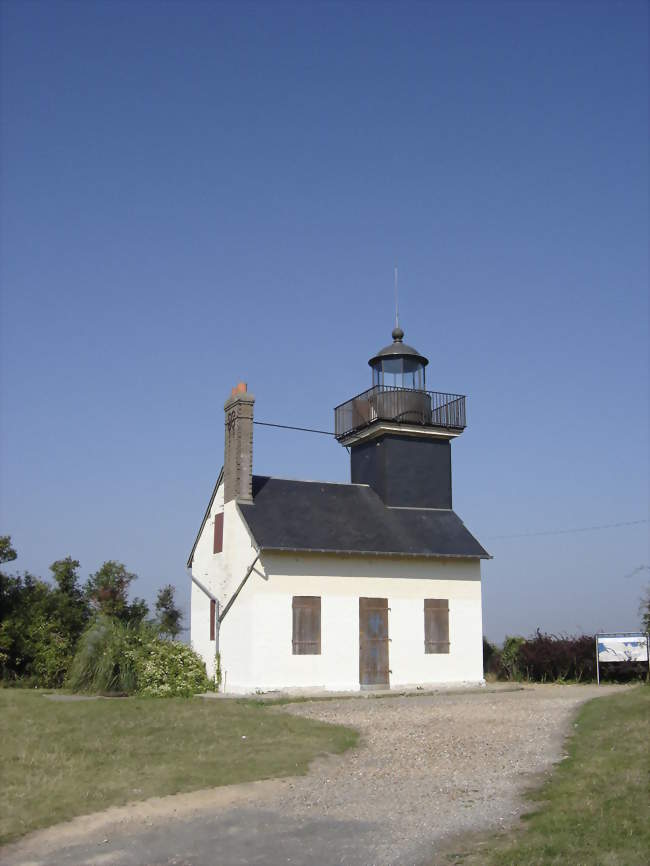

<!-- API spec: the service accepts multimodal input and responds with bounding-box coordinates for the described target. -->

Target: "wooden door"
[359,597,389,688]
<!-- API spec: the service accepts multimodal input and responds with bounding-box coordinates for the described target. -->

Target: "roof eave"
[258,545,491,560]
[368,345,429,366]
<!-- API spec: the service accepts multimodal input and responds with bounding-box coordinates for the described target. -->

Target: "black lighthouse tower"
[334,327,467,510]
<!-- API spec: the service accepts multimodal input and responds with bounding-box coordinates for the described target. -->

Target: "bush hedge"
[136,639,211,697]
[66,616,211,696]
[484,630,648,683]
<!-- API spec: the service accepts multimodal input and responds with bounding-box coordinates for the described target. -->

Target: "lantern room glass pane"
[403,358,425,390]
[382,358,402,388]
[371,356,426,390]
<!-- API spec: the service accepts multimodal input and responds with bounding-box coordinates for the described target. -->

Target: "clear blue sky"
[1,0,647,641]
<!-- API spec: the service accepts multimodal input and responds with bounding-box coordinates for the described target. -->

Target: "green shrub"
[27,619,75,688]
[500,635,525,680]
[136,640,210,697]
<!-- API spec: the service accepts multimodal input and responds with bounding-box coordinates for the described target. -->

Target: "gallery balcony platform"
[334,385,467,443]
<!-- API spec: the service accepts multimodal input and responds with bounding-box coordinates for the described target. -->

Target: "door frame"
[358,597,390,689]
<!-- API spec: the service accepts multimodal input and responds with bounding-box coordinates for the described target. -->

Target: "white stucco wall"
[218,545,483,693]
[189,481,225,596]
[188,480,224,680]
[191,486,484,693]
[189,481,260,682]
[190,580,216,679]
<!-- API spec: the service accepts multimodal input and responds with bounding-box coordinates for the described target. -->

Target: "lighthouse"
[189,322,488,693]
[335,326,467,510]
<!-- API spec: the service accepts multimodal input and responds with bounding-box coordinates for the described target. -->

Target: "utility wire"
[487,520,648,540]
[623,564,650,580]
[253,420,648,541]
[254,420,335,436]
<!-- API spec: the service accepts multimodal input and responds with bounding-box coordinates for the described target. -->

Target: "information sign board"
[595,632,649,685]
[597,634,648,663]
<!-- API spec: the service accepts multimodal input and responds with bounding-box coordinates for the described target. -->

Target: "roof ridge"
[386,505,454,512]
[254,474,369,488]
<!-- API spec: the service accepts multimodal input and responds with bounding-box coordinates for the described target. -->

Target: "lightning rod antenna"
[394,266,399,329]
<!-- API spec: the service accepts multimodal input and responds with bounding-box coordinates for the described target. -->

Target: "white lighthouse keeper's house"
[188,326,489,693]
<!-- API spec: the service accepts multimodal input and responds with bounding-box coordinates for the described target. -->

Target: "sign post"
[595,632,650,685]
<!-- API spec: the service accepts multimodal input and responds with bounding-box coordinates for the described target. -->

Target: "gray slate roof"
[238,476,489,560]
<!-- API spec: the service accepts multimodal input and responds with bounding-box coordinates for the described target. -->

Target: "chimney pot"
[231,382,247,397]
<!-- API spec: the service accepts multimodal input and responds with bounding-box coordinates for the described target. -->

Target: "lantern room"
[334,325,467,444]
[368,327,428,390]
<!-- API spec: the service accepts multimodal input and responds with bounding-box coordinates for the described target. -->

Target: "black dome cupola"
[368,327,428,391]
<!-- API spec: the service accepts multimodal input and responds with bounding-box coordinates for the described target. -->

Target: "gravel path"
[2,684,624,866]
[274,683,623,863]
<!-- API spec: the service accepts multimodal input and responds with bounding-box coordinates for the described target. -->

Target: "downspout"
[188,570,220,654]
[218,552,261,624]
[190,572,218,602]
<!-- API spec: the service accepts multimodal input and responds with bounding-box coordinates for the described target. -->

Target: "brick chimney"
[223,382,255,504]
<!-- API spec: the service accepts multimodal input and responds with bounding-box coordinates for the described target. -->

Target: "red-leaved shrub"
[491,630,647,683]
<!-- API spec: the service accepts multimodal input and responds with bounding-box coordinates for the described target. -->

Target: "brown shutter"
[424,599,449,654]
[292,596,321,655]
[213,513,224,554]
[210,599,216,641]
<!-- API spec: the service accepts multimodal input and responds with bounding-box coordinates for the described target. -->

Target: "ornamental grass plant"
[65,615,142,694]
[66,615,210,696]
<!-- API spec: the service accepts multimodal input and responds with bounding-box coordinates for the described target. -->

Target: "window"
[210,599,216,641]
[424,599,449,654]
[292,596,321,654]
[213,512,224,554]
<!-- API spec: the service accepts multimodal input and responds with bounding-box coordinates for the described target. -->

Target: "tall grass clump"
[66,615,146,694]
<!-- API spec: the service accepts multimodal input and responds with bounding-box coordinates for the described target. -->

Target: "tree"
[155,584,182,639]
[0,535,18,622]
[49,558,90,645]
[0,543,92,686]
[0,535,17,565]
[126,597,150,625]
[0,567,67,685]
[640,586,650,634]
[0,537,38,680]
[85,561,139,621]
[0,543,155,686]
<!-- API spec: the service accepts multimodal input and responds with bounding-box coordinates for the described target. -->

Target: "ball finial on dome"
[392,326,404,342]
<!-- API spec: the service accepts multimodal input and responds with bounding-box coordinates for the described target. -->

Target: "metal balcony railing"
[334,385,466,441]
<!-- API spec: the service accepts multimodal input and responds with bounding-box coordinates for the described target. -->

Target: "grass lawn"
[436,685,650,866]
[0,689,358,844]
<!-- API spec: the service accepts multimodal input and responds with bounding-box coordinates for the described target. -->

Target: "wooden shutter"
[210,599,216,641]
[424,599,449,654]
[213,513,224,554]
[292,596,321,655]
